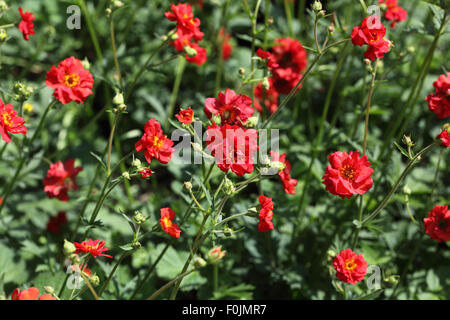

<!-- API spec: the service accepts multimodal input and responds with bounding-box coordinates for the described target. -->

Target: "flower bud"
[407,46,415,54]
[246,207,258,218]
[193,257,207,268]
[0,29,6,43]
[328,25,335,35]
[402,135,414,147]
[223,176,235,196]
[64,239,76,255]
[122,172,131,180]
[318,10,326,17]
[363,59,371,66]
[383,275,400,287]
[132,158,142,168]
[245,116,259,128]
[402,185,411,195]
[70,254,81,264]
[262,77,270,90]
[44,286,55,294]
[238,67,246,76]
[13,82,34,101]
[81,57,91,70]
[223,226,234,237]
[113,92,125,106]
[327,249,336,258]
[184,181,193,191]
[211,114,222,125]
[185,45,198,57]
[207,246,226,264]
[0,1,7,14]
[90,275,100,287]
[133,211,147,224]
[380,3,388,10]
[312,1,322,12]
[443,123,450,132]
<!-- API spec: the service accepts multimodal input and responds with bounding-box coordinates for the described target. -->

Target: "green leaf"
[393,142,412,159]
[90,151,106,171]
[426,270,441,291]
[357,289,384,300]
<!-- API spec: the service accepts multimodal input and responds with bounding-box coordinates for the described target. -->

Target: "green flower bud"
[238,67,246,76]
[403,185,411,195]
[327,249,336,258]
[70,253,81,264]
[184,181,193,191]
[44,286,55,294]
[211,114,222,125]
[133,211,147,225]
[90,275,100,287]
[312,1,322,12]
[81,57,90,70]
[262,77,270,90]
[0,1,8,13]
[193,257,207,268]
[13,82,34,101]
[64,239,76,255]
[0,29,7,43]
[246,207,258,218]
[122,172,131,180]
[185,45,198,57]
[383,275,400,287]
[223,176,235,196]
[132,158,142,168]
[113,92,125,106]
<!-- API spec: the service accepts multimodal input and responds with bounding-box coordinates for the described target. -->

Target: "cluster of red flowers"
[74,239,113,258]
[135,118,174,165]
[160,207,181,238]
[254,38,308,115]
[258,195,274,232]
[426,72,450,119]
[18,7,35,41]
[11,287,55,300]
[351,16,392,61]
[0,98,27,143]
[333,249,368,284]
[437,129,450,147]
[322,151,374,199]
[45,56,94,105]
[379,0,408,28]
[46,211,67,234]
[165,3,207,66]
[424,205,450,242]
[43,159,83,202]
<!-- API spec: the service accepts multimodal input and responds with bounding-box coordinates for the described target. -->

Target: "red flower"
[138,168,153,179]
[424,205,450,242]
[426,72,450,119]
[176,107,194,124]
[160,208,181,238]
[46,211,67,234]
[45,57,94,104]
[218,27,233,60]
[18,8,35,41]
[351,16,392,61]
[379,0,407,28]
[256,48,271,59]
[43,159,83,202]
[0,99,27,143]
[268,38,307,94]
[322,151,374,199]
[11,287,56,300]
[437,130,450,147]
[270,151,298,195]
[206,123,258,176]
[333,249,368,284]
[74,239,113,258]
[185,42,207,66]
[165,3,204,41]
[258,195,274,232]
[135,118,174,164]
[254,79,279,115]
[204,89,254,126]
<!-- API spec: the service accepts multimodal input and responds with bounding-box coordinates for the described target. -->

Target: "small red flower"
[322,151,374,199]
[258,195,274,232]
[218,27,233,60]
[351,16,392,61]
[254,79,279,115]
[160,208,181,238]
[426,72,450,119]
[424,205,450,242]
[256,48,271,60]
[204,89,254,126]
[206,123,258,176]
[379,0,407,28]
[138,168,153,179]
[11,287,56,300]
[270,151,298,195]
[45,57,94,104]
[46,211,67,234]
[333,249,368,284]
[0,99,27,143]
[74,239,113,258]
[176,107,194,124]
[43,159,83,202]
[18,8,35,41]
[437,130,450,147]
[135,118,174,165]
[165,3,204,41]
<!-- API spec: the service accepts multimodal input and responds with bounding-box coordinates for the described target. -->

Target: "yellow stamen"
[339,164,355,181]
[63,73,80,88]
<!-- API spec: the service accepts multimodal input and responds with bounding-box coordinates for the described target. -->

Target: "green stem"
[107,112,121,175]
[362,60,378,155]
[147,268,198,300]
[165,56,186,131]
[98,249,134,297]
[109,13,124,91]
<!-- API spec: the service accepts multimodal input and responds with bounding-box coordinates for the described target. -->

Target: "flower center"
[153,136,164,149]
[339,164,355,181]
[345,259,357,271]
[63,73,80,88]
[162,217,172,228]
[438,219,448,230]
[2,111,13,127]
